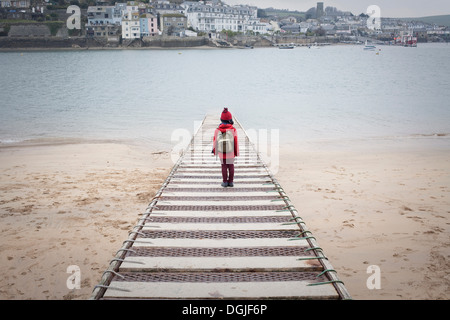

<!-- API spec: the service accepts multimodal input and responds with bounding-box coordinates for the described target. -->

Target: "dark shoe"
[221,182,228,187]
[228,182,234,187]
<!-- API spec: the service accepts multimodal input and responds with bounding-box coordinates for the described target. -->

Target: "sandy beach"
[0,141,172,299]
[0,138,449,300]
[276,140,450,299]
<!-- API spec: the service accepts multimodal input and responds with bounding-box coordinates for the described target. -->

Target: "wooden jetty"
[91,115,351,300]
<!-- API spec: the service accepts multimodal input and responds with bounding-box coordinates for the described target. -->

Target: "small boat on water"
[394,34,417,47]
[278,44,295,49]
[364,40,376,50]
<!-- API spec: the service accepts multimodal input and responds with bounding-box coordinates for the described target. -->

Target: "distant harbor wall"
[222,34,340,47]
[141,36,209,48]
[8,24,51,37]
[225,35,273,47]
[0,23,341,50]
[0,36,211,50]
[0,26,212,49]
[0,37,105,49]
[272,35,340,45]
[0,35,340,50]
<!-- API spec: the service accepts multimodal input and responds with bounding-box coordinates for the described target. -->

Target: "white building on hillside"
[87,3,126,26]
[0,0,30,8]
[122,11,141,39]
[184,2,267,33]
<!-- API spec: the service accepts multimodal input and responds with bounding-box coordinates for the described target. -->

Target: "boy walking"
[212,108,239,187]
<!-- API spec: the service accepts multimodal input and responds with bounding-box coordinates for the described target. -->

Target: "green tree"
[315,27,325,36]
[257,9,267,18]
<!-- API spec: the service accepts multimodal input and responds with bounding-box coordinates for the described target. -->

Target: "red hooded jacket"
[213,123,239,160]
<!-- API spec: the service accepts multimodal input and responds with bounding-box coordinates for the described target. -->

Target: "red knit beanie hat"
[220,108,232,121]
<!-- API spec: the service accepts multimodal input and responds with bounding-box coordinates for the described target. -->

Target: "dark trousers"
[221,159,234,183]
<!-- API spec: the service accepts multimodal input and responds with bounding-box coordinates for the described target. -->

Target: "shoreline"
[0,136,176,156]
[0,41,379,53]
[0,138,448,299]
[0,44,224,52]
[0,41,446,52]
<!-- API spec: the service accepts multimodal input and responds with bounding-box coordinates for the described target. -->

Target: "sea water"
[1,43,449,150]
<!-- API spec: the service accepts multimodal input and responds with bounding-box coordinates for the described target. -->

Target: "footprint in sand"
[342,220,355,228]
[423,226,445,234]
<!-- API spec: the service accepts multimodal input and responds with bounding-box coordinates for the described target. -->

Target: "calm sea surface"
[1,44,449,150]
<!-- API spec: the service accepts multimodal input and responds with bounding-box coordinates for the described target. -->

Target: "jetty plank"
[102,280,339,300]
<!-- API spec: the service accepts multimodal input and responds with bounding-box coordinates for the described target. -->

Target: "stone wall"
[226,35,273,47]
[217,34,340,47]
[0,36,212,49]
[0,37,102,49]
[3,25,329,49]
[273,35,340,45]
[142,36,208,48]
[8,24,51,37]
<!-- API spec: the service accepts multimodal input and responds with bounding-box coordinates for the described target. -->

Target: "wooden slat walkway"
[91,115,351,300]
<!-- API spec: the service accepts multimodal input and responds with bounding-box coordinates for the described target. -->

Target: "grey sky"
[224,0,450,18]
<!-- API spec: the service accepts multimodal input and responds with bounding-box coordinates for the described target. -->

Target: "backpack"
[217,130,234,155]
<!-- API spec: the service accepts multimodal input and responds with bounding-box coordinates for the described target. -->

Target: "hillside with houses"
[0,0,449,48]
